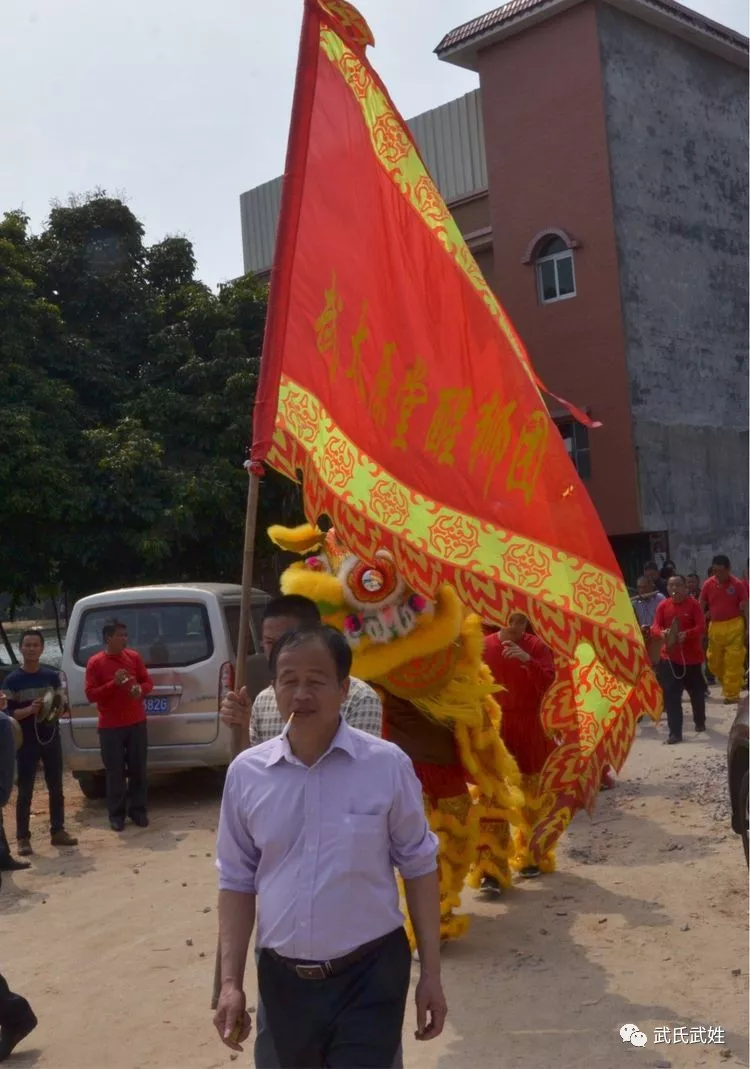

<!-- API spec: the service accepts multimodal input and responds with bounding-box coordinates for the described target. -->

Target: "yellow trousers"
[512,773,559,873]
[465,793,516,891]
[402,792,478,947]
[708,617,746,702]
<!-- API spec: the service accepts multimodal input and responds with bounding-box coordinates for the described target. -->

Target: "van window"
[222,601,267,657]
[74,603,213,668]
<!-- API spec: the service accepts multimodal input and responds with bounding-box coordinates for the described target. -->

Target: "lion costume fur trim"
[267,523,325,554]
[375,605,495,728]
[279,561,348,629]
[399,795,478,946]
[510,773,558,873]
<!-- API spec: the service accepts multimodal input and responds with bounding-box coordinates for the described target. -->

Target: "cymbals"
[38,689,63,723]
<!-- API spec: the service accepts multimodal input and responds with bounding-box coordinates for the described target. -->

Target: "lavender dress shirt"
[632,592,666,629]
[216,717,438,962]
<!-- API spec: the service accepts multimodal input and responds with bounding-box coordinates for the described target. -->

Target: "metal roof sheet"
[239,89,487,275]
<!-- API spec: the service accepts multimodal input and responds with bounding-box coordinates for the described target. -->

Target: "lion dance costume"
[267,522,524,943]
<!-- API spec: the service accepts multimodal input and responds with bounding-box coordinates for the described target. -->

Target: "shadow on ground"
[69,767,223,853]
[6,1046,42,1067]
[434,872,747,1069]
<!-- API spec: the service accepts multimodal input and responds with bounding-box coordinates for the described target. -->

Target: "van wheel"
[741,770,749,866]
[75,772,107,800]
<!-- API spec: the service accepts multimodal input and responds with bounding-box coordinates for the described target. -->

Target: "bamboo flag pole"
[232,469,262,714]
[211,468,261,1011]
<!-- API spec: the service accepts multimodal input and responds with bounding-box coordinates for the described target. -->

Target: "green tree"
[0,210,84,598]
[127,265,283,582]
[0,193,295,606]
[31,192,153,423]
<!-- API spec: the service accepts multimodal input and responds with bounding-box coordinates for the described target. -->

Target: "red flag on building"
[252,0,660,807]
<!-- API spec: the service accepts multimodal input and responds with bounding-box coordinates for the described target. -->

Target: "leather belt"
[265,931,394,981]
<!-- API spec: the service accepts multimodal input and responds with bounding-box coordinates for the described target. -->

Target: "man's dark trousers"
[15,725,64,840]
[258,927,410,1068]
[98,721,148,822]
[253,944,405,1069]
[657,662,706,739]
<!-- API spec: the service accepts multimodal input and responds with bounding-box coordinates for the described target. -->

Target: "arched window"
[536,235,576,304]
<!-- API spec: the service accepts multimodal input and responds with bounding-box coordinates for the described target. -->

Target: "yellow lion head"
[268,523,470,691]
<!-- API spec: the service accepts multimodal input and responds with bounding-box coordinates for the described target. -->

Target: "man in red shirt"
[85,621,153,831]
[653,576,706,744]
[699,555,748,705]
[484,612,556,880]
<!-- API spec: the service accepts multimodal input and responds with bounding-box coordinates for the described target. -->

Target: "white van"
[60,583,270,798]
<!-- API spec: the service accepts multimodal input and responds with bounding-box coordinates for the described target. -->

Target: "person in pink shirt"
[653,576,706,744]
[213,625,446,1067]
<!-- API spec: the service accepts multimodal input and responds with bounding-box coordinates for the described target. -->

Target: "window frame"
[556,419,591,479]
[222,596,269,659]
[536,244,577,305]
[73,601,214,669]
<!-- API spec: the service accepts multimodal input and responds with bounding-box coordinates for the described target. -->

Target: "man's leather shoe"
[0,997,38,1062]
[130,813,149,828]
[110,819,125,832]
[0,856,31,872]
[51,829,78,847]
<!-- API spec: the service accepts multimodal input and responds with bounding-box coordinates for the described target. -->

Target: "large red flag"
[252,0,660,809]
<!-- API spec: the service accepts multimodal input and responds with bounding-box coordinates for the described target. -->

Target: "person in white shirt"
[220,595,382,746]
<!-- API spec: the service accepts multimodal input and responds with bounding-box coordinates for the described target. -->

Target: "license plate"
[145,697,169,715]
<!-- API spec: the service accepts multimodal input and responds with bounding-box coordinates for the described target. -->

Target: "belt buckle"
[295,962,328,980]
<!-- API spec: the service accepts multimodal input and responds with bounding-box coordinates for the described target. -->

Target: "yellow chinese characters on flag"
[252,0,662,811]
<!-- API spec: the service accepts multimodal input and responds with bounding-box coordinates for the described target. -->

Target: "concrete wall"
[598,4,749,572]
[450,191,491,235]
[476,2,642,537]
[451,192,494,289]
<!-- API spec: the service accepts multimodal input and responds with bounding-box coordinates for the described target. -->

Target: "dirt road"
[1,694,747,1069]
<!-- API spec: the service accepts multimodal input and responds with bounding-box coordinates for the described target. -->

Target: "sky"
[2,0,747,289]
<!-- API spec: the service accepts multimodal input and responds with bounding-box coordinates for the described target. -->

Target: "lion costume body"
[268,523,524,942]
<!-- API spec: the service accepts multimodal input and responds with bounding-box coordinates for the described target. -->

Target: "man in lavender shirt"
[213,625,446,1068]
